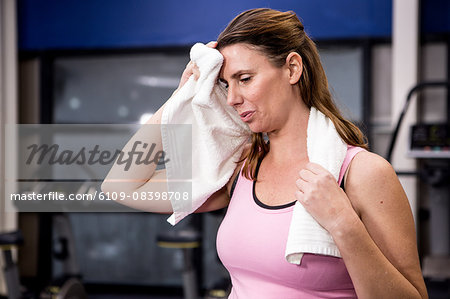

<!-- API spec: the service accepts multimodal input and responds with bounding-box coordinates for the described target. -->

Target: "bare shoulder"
[345,151,407,214]
[348,151,396,183]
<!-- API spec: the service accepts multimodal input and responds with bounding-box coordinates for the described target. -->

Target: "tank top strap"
[229,158,251,199]
[338,145,366,185]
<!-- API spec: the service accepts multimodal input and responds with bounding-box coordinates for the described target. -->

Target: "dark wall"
[17,0,450,51]
[422,0,450,35]
[17,0,392,51]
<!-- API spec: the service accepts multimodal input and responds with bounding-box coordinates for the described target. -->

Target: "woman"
[103,8,428,298]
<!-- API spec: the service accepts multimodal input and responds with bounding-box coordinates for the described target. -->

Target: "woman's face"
[218,43,298,133]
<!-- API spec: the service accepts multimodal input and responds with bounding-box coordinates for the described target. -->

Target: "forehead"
[219,43,273,79]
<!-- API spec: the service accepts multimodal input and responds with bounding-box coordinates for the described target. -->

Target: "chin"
[248,124,266,134]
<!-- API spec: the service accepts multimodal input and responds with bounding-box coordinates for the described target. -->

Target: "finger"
[306,162,338,185]
[206,41,218,48]
[305,162,327,174]
[298,168,315,182]
[178,62,198,88]
[182,62,193,76]
[186,61,197,71]
[294,190,306,204]
[192,64,200,80]
[183,62,199,78]
[295,177,307,191]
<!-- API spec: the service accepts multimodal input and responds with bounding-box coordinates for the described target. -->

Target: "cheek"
[256,81,285,109]
[249,78,276,104]
[242,83,264,107]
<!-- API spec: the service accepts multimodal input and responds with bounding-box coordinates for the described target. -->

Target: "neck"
[266,101,310,164]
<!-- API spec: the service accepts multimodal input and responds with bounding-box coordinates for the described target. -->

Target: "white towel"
[161,43,348,264]
[285,107,347,264]
[161,43,251,225]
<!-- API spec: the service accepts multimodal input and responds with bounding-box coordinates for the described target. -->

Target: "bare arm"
[101,103,174,213]
[339,152,428,298]
[295,152,428,298]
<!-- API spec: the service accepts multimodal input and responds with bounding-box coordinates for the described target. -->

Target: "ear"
[285,52,303,85]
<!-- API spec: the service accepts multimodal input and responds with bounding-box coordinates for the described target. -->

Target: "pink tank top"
[216,146,365,298]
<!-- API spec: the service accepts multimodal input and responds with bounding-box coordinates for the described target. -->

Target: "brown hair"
[217,8,368,180]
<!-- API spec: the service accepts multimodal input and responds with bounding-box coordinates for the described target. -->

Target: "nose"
[226,84,242,107]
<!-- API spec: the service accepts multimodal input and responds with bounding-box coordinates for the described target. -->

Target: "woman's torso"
[216,146,364,298]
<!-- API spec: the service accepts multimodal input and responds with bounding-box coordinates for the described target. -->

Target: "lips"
[239,111,254,122]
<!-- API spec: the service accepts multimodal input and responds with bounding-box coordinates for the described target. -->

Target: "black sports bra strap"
[340,173,346,192]
[229,173,239,198]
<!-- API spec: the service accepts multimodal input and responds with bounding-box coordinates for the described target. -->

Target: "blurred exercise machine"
[156,209,231,299]
[157,229,201,299]
[386,81,450,282]
[0,214,86,299]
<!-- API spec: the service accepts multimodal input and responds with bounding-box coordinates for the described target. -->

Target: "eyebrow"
[219,69,254,82]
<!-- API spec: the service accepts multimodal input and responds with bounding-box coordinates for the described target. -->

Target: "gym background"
[0,0,449,298]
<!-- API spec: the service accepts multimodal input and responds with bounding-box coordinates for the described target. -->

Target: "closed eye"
[240,77,251,84]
